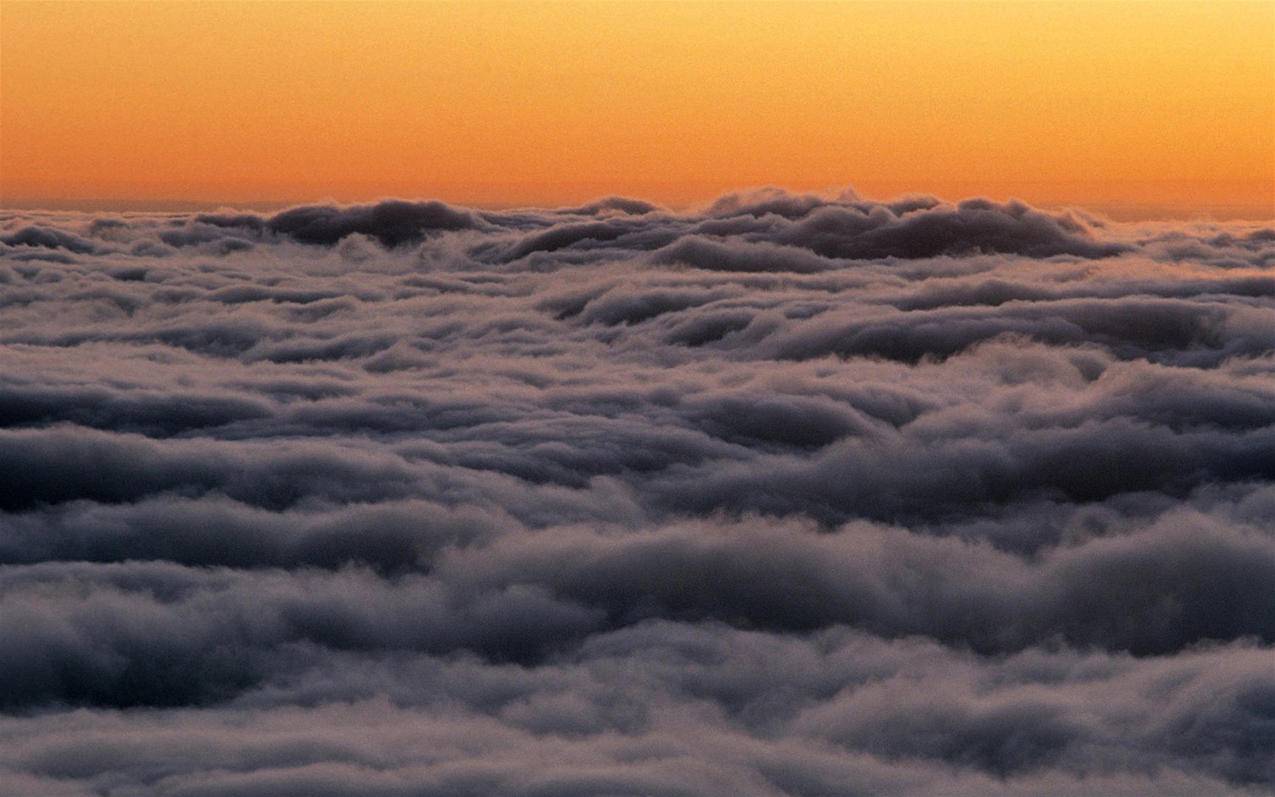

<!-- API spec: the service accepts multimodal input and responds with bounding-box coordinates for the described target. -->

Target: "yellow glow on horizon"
[2,1,1273,216]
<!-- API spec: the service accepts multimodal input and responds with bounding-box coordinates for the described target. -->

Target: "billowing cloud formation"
[1,190,1273,795]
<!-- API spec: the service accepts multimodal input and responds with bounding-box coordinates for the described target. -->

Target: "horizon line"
[3,193,1273,224]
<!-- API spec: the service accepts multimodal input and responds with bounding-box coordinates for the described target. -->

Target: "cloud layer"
[2,190,1274,795]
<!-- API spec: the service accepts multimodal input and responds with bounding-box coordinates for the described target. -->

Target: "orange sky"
[2,1,1273,217]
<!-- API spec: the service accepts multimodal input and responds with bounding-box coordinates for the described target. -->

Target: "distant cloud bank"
[1,190,1273,795]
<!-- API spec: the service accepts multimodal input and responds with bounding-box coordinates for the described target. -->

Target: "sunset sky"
[3,1,1273,216]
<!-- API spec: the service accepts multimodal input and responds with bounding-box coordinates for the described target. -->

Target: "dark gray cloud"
[265,199,487,246]
[1,191,1273,795]
[1,225,101,254]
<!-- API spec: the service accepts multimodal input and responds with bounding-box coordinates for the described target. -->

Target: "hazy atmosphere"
[1,2,1273,796]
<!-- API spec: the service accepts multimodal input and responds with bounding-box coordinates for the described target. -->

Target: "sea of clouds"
[1,189,1273,796]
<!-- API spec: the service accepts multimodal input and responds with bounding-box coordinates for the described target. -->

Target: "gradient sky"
[2,1,1273,216]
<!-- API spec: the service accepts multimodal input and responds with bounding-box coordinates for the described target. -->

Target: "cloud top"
[1,189,1273,795]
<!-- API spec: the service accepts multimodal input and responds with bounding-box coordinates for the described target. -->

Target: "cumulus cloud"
[1,189,1273,795]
